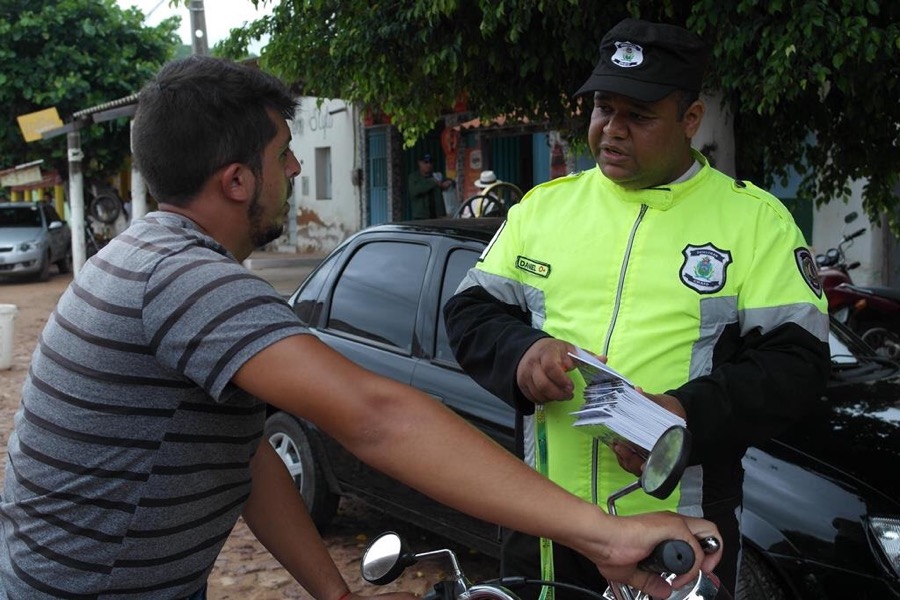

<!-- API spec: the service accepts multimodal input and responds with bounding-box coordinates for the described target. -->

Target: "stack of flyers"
[567,348,685,456]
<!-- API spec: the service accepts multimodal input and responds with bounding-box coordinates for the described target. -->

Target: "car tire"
[265,411,339,530]
[861,326,900,360]
[56,252,72,274]
[36,251,51,282]
[736,547,789,600]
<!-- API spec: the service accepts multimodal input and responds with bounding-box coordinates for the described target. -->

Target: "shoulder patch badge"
[516,255,551,278]
[795,247,822,298]
[680,244,732,294]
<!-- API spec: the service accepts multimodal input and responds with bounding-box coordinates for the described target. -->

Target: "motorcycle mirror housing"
[361,531,414,585]
[641,426,692,500]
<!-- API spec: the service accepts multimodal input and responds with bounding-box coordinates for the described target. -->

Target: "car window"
[434,248,480,363]
[293,248,343,325]
[327,241,429,352]
[0,206,42,227]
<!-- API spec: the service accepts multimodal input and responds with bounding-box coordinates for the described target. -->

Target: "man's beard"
[247,179,291,248]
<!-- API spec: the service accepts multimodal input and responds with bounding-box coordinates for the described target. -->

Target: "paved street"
[243,249,325,297]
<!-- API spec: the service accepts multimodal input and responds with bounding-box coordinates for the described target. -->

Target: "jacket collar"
[596,149,710,211]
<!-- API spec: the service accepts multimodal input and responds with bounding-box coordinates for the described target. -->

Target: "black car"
[267,218,900,600]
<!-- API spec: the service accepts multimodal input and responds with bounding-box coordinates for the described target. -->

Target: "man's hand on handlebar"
[571,510,722,599]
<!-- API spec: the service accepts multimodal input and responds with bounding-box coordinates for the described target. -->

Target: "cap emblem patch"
[611,41,643,68]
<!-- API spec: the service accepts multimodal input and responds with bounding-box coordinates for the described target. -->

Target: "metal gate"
[366,128,388,225]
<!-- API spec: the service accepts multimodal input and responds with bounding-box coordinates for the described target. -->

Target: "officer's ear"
[682,98,705,140]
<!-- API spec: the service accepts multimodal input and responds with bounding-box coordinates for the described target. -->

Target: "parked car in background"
[0,201,72,280]
[267,218,900,600]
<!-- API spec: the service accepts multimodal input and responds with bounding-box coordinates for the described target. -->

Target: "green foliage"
[224,0,899,221]
[688,0,900,226]
[0,0,179,179]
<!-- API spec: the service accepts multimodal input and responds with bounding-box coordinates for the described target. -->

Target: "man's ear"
[683,99,706,139]
[220,163,255,203]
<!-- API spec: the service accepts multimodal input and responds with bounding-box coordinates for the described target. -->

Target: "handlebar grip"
[847,227,866,241]
[638,539,694,575]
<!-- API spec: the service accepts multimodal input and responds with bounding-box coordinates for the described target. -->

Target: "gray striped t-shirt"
[0,212,309,598]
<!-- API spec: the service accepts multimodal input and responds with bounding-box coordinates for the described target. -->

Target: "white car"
[0,201,72,280]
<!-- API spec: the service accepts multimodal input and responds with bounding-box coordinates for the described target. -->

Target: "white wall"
[694,91,736,178]
[281,97,361,254]
[811,179,883,287]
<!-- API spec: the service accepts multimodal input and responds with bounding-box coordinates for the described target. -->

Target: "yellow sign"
[17,107,64,142]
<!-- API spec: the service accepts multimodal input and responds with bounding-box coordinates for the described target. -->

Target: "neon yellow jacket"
[446,153,829,518]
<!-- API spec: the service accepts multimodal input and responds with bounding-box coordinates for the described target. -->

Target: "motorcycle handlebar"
[845,227,866,242]
[637,539,694,575]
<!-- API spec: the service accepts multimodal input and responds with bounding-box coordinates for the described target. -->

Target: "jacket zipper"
[592,203,648,505]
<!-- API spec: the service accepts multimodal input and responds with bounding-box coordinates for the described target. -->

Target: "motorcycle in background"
[816,212,900,359]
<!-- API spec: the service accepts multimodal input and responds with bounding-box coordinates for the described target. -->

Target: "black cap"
[419,153,432,162]
[575,18,710,102]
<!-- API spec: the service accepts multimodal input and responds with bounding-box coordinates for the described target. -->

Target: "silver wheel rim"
[269,431,305,480]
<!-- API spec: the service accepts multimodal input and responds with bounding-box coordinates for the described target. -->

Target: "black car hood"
[771,374,900,503]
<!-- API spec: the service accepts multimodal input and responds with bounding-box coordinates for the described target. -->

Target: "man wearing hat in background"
[460,170,505,217]
[444,17,829,599]
[408,153,453,219]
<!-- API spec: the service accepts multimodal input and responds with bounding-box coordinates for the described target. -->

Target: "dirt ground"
[0,271,499,599]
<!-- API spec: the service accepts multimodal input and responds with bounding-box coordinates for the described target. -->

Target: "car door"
[309,235,433,500]
[407,240,517,552]
[411,242,516,449]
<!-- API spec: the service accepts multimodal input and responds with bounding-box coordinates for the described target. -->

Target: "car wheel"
[736,547,789,600]
[265,411,339,530]
[861,326,900,360]
[36,251,51,282]
[56,251,72,274]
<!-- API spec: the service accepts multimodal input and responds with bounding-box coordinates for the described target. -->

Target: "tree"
[0,0,179,181]
[223,0,899,223]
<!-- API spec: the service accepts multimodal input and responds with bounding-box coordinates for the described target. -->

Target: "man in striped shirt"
[0,56,720,600]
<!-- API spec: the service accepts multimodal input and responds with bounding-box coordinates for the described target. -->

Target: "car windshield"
[0,206,42,228]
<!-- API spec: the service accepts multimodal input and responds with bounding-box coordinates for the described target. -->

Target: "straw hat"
[474,170,499,188]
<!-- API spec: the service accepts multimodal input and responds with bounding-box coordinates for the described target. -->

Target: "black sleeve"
[670,321,830,461]
[443,285,550,414]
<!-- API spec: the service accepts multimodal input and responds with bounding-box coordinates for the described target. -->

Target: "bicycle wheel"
[89,194,122,224]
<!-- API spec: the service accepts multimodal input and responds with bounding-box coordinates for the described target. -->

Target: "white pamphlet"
[568,348,685,455]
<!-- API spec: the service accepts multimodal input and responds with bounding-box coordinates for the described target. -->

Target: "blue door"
[366,128,388,225]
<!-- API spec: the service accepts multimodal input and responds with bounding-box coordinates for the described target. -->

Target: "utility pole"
[66,131,87,278]
[189,0,209,56]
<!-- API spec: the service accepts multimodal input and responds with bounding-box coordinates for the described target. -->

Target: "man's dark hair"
[132,56,296,206]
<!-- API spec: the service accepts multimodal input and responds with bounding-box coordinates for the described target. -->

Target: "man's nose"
[287,153,302,178]
[603,112,627,137]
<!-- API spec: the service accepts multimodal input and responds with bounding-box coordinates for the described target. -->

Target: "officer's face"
[588,91,703,190]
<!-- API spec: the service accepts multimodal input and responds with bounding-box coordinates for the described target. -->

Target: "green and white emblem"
[680,243,732,294]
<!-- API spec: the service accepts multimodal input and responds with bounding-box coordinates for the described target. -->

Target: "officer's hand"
[611,441,645,477]
[516,338,578,404]
[639,389,686,419]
